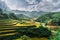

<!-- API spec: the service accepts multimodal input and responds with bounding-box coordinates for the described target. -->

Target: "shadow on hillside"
[0,26,51,40]
[0,28,21,40]
[0,27,35,40]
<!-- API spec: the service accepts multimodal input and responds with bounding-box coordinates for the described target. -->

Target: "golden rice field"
[0,19,42,40]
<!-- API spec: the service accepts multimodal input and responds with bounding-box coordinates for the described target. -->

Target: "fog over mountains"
[0,0,49,18]
[12,10,47,18]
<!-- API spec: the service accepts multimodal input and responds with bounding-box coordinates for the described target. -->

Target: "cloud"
[2,0,60,12]
[1,0,5,1]
[25,0,38,4]
[25,0,60,12]
[0,0,10,10]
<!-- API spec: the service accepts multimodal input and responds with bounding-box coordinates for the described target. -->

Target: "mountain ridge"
[12,10,47,18]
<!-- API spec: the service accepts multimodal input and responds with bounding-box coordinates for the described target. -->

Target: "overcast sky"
[1,0,60,12]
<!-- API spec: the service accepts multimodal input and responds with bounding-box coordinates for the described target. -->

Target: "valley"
[0,8,60,40]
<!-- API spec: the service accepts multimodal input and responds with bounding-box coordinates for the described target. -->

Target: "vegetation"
[51,18,60,26]
[8,13,19,20]
[16,26,51,38]
[20,35,31,40]
[16,14,30,20]
[0,8,60,40]
[49,29,60,40]
[36,12,60,26]
[0,8,8,19]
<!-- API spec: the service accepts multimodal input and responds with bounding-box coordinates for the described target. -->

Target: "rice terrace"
[0,0,60,40]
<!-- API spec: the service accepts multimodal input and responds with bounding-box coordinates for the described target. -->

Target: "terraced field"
[0,19,18,40]
[0,19,37,40]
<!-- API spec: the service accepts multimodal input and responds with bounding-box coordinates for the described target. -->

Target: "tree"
[51,18,60,26]
[20,35,31,40]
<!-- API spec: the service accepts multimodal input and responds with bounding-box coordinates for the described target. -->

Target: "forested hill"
[36,12,60,25]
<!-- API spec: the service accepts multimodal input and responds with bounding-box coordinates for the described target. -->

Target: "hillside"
[0,8,30,21]
[36,12,60,25]
[16,14,30,20]
[0,9,9,19]
[0,8,18,20]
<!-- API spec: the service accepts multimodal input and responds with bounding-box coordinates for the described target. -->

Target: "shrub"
[20,35,31,40]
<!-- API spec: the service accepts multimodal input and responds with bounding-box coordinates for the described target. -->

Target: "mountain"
[12,10,47,18]
[0,8,18,20]
[16,14,30,20]
[0,8,29,20]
